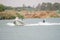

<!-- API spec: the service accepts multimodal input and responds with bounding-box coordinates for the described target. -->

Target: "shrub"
[0,4,5,12]
[16,13,24,20]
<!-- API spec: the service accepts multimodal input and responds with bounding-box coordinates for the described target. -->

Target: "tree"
[41,3,47,10]
[5,6,13,10]
[16,13,24,20]
[23,4,26,8]
[46,3,52,10]
[22,4,26,10]
[52,3,60,10]
[36,3,41,10]
[0,4,5,12]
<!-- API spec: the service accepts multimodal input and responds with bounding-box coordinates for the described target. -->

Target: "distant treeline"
[0,2,60,11]
[36,2,60,11]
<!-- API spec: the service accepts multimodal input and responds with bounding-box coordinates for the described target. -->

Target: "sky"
[0,0,60,7]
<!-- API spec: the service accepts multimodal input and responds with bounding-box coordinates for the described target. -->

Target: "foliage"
[36,2,60,11]
[0,4,5,12]
[5,6,13,10]
[16,13,24,20]
[52,3,60,10]
[0,15,16,20]
[1,2,60,11]
[56,10,60,14]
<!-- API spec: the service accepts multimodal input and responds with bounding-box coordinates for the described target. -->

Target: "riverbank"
[0,10,60,19]
[21,10,60,18]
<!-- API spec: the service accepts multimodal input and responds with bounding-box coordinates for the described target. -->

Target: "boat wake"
[6,22,60,26]
[7,22,15,26]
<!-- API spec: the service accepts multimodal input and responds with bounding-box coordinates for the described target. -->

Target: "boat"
[13,17,24,26]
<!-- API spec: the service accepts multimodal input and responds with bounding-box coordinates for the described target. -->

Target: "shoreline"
[0,18,60,20]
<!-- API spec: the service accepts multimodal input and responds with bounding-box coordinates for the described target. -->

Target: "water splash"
[7,22,60,26]
[7,22,15,26]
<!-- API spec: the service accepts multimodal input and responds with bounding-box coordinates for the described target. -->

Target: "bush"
[16,13,24,20]
[56,10,60,14]
[0,4,5,12]
[9,16,16,19]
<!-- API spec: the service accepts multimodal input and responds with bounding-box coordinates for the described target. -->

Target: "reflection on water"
[0,18,60,40]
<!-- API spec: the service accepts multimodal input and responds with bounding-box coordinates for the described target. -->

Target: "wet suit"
[43,20,45,23]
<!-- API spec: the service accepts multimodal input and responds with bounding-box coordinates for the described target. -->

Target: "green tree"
[41,3,47,10]
[46,3,52,10]
[36,3,41,10]
[0,4,5,12]
[5,6,13,10]
[16,13,24,20]
[52,3,60,10]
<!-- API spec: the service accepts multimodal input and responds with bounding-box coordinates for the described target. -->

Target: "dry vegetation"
[0,10,60,19]
[0,10,17,19]
[20,10,60,18]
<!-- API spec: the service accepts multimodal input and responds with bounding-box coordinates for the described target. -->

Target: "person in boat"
[43,19,45,23]
[14,17,24,25]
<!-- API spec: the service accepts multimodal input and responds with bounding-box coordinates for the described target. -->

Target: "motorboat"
[13,17,24,26]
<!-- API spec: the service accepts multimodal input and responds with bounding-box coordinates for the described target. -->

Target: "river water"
[0,18,60,40]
